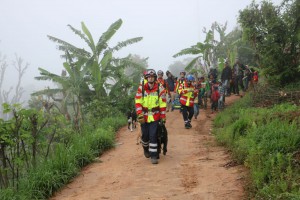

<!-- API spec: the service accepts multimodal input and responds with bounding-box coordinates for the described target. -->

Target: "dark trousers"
[234,75,244,95]
[141,121,159,158]
[211,100,218,111]
[181,105,194,123]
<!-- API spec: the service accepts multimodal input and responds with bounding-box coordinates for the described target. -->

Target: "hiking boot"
[185,123,191,129]
[144,149,150,158]
[187,122,192,128]
[163,149,167,155]
[151,158,158,164]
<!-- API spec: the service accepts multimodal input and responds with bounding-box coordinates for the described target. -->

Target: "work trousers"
[141,121,159,158]
[181,105,194,123]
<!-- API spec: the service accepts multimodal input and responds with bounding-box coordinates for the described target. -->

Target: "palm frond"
[173,47,201,58]
[67,24,92,50]
[96,19,123,54]
[81,22,96,53]
[35,67,68,86]
[185,56,201,71]
[31,88,62,96]
[100,50,113,70]
[47,35,91,57]
[111,37,143,51]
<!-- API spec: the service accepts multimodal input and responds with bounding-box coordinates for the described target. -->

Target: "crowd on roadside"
[127,57,259,164]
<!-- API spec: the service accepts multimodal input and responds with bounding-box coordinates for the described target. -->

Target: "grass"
[214,93,300,199]
[0,115,126,200]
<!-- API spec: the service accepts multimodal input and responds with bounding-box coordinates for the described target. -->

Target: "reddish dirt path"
[51,95,246,200]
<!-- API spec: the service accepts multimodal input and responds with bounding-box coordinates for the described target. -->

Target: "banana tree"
[33,56,91,130]
[173,30,214,76]
[47,19,143,99]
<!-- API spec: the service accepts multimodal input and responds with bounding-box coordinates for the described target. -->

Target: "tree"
[33,56,91,129]
[47,19,143,98]
[173,22,228,77]
[239,0,300,85]
[0,54,28,119]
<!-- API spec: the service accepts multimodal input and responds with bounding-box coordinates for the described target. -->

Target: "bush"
[214,93,300,199]
[0,114,127,200]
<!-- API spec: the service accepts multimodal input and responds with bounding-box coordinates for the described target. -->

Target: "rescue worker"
[178,74,198,129]
[157,70,171,111]
[175,70,186,94]
[135,69,167,164]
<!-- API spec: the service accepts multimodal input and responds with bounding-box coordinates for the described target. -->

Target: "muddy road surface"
[52,95,246,200]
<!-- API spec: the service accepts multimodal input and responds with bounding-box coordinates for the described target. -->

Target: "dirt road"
[51,95,246,200]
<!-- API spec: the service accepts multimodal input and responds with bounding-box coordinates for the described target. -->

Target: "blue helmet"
[186,74,195,82]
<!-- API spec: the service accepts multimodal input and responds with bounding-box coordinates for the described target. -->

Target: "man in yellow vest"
[135,69,167,164]
[178,74,198,129]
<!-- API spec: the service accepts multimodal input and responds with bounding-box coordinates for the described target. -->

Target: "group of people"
[131,58,258,164]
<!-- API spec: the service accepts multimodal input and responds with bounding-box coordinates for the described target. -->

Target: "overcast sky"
[0,0,282,93]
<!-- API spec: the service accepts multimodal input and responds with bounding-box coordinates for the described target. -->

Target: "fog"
[0,0,282,103]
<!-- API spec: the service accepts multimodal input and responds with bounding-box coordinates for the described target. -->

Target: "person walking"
[178,74,198,129]
[232,58,246,95]
[135,69,167,164]
[157,70,171,111]
[221,60,232,96]
[165,70,176,112]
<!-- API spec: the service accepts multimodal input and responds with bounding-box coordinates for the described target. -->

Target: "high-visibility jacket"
[178,82,197,107]
[135,82,167,123]
[175,78,186,94]
[157,78,170,95]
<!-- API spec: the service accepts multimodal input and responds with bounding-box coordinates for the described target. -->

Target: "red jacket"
[135,82,167,123]
[178,82,198,107]
[211,90,220,102]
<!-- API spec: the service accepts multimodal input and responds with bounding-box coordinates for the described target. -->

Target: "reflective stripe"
[136,107,142,111]
[141,140,149,146]
[149,143,157,147]
[161,111,166,115]
[149,148,157,152]
[136,93,142,97]
[143,111,160,116]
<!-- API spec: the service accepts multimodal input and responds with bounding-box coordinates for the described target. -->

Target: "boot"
[185,123,190,129]
[143,149,150,158]
[151,158,158,164]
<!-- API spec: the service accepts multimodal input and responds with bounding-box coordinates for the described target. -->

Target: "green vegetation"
[214,93,300,199]
[0,19,144,199]
[0,109,126,200]
[239,0,300,85]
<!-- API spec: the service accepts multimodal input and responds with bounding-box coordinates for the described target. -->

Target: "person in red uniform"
[135,69,167,164]
[178,74,198,129]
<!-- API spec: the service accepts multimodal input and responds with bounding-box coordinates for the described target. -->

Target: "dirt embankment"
[51,95,246,200]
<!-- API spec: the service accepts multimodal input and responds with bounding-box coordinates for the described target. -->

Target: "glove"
[137,114,145,124]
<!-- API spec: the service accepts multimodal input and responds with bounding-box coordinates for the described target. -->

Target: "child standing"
[211,85,220,114]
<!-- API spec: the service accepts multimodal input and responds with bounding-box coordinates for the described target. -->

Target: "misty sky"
[0,0,282,93]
